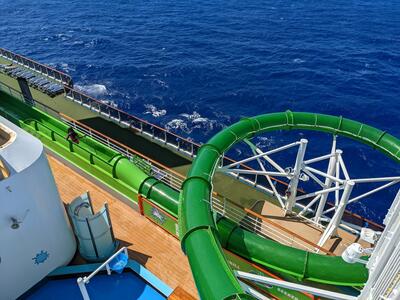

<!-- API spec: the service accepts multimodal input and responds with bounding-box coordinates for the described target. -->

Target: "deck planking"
[47,154,199,299]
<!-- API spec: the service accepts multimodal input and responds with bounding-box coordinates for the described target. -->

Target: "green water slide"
[179,111,400,299]
[3,93,395,298]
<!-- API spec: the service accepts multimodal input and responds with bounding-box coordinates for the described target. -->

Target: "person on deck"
[66,127,80,144]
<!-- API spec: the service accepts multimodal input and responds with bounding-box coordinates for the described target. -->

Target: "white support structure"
[77,247,128,300]
[217,134,400,242]
[314,140,340,223]
[244,139,286,208]
[285,139,308,212]
[358,189,400,300]
[234,270,357,300]
[317,181,354,248]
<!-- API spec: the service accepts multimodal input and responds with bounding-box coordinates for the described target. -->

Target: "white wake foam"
[75,84,108,97]
[144,104,167,118]
[165,119,190,133]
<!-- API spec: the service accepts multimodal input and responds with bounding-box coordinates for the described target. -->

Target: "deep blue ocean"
[1,1,399,223]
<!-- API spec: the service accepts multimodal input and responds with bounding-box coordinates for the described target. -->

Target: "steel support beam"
[285,139,308,213]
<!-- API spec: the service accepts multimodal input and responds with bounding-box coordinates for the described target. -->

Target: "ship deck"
[47,153,198,299]
[0,54,378,257]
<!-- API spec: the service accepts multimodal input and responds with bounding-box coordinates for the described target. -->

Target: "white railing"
[235,270,357,300]
[211,196,331,254]
[62,116,185,191]
[77,247,128,300]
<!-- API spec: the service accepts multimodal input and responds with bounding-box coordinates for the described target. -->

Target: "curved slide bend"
[0,95,392,299]
[179,111,400,299]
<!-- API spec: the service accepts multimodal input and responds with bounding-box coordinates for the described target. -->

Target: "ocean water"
[1,0,399,223]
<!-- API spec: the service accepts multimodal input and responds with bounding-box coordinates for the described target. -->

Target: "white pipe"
[315,149,340,224]
[352,176,400,183]
[222,141,301,169]
[326,181,354,240]
[299,194,321,216]
[84,247,128,283]
[235,271,357,300]
[222,169,289,177]
[323,180,400,215]
[253,152,285,209]
[338,154,350,180]
[302,168,325,188]
[77,277,90,300]
[335,159,340,207]
[286,139,308,212]
[295,185,343,202]
[303,153,334,165]
[244,139,287,174]
[305,166,344,184]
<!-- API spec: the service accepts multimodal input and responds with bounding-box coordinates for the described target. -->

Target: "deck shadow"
[80,117,191,168]
[118,239,152,266]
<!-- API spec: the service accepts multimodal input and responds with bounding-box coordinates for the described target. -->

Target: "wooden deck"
[47,154,199,299]
[258,201,369,255]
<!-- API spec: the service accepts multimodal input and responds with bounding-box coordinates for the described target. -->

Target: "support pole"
[314,149,341,224]
[317,180,354,248]
[285,139,308,213]
[331,180,354,236]
[77,277,90,300]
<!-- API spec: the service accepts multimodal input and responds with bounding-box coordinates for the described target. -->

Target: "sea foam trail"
[144,104,167,118]
[75,84,108,97]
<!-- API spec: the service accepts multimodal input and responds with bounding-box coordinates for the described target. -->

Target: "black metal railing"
[0,48,72,86]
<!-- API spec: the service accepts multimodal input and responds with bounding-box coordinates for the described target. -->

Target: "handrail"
[77,247,128,300]
[211,195,333,254]
[64,87,294,185]
[60,113,186,180]
[64,86,198,148]
[243,208,333,255]
[0,48,72,86]
[26,118,113,167]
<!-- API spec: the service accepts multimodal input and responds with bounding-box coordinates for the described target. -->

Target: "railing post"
[77,277,90,300]
[106,263,111,275]
[285,139,308,213]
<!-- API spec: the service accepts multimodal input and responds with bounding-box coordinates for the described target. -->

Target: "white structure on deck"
[0,116,76,300]
[218,136,400,249]
[358,189,400,299]
[235,187,400,300]
[220,135,400,299]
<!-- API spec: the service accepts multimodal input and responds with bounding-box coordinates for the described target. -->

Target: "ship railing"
[77,246,129,300]
[0,48,72,86]
[60,113,185,191]
[63,86,197,157]
[211,195,334,255]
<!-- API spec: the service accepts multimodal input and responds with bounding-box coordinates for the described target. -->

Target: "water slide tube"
[179,111,400,299]
[4,95,398,298]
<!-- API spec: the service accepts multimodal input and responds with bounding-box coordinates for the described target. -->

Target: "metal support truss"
[217,134,400,245]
